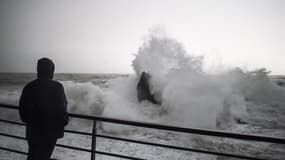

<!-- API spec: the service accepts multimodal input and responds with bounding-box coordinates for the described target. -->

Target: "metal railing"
[0,103,285,160]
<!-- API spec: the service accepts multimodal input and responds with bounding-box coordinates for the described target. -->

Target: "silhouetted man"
[19,58,69,160]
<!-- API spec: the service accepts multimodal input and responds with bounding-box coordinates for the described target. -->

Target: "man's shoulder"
[24,79,64,89]
[50,80,64,89]
[23,79,38,89]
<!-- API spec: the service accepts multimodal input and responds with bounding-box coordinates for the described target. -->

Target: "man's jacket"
[19,78,68,139]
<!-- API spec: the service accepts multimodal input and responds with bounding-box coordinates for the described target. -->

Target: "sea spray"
[101,76,163,132]
[3,32,284,133]
[132,34,203,101]
[227,68,285,104]
[91,33,252,132]
[56,66,284,132]
[131,33,248,129]
[63,81,104,115]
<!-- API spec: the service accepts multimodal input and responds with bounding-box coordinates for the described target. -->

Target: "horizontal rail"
[0,118,25,126]
[0,146,58,160]
[0,131,266,160]
[65,129,92,136]
[0,146,57,160]
[96,151,146,160]
[1,103,285,144]
[1,103,285,160]
[0,132,145,160]
[0,142,142,160]
[95,134,266,160]
[0,146,27,155]
[0,118,93,136]
[0,132,26,140]
[0,127,268,160]
[0,147,57,160]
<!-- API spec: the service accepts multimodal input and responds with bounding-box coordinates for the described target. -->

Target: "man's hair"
[37,58,55,79]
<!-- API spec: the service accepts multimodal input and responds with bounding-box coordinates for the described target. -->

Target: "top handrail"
[1,103,285,144]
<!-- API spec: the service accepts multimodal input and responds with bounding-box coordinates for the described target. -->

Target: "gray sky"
[0,0,284,74]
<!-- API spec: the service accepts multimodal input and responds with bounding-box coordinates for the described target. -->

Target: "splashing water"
[2,31,284,133]
[59,32,285,132]
[131,33,246,129]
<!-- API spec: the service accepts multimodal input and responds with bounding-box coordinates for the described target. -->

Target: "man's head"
[37,58,55,79]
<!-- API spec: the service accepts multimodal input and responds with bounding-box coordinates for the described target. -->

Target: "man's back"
[20,78,68,138]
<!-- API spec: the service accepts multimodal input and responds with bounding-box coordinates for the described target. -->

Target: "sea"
[0,72,285,160]
[1,33,285,160]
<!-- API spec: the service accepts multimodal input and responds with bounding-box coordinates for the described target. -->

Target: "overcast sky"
[0,0,284,74]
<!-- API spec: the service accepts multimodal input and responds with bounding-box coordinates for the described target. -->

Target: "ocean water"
[0,73,285,160]
[1,33,285,159]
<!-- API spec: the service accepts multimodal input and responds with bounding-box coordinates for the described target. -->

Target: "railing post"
[91,119,97,160]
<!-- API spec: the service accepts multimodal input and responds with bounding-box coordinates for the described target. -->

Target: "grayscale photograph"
[0,0,284,160]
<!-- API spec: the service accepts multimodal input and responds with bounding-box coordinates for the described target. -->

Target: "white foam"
[63,81,104,115]
[130,33,249,129]
[2,31,285,134]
